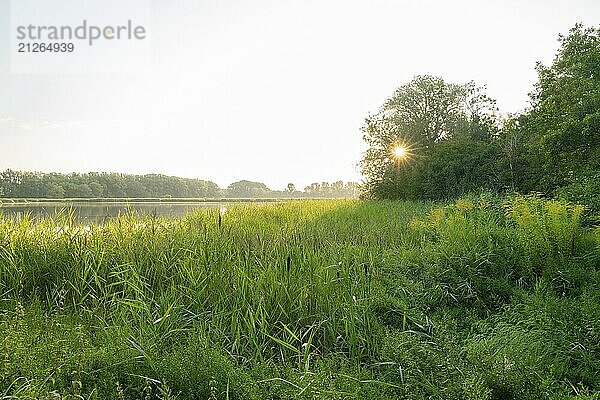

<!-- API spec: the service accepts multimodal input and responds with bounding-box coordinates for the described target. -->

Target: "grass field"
[1,196,599,399]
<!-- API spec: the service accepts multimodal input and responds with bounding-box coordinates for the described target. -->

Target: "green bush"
[557,173,600,223]
[504,195,585,278]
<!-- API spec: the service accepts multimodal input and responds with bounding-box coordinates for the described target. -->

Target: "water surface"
[0,201,240,223]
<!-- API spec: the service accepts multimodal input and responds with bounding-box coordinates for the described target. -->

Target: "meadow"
[0,196,599,399]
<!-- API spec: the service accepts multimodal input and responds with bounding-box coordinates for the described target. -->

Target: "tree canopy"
[361,24,600,211]
[0,170,221,199]
[361,75,499,199]
[520,24,600,193]
[0,170,359,199]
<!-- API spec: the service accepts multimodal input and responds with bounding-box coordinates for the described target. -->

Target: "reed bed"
[0,197,598,399]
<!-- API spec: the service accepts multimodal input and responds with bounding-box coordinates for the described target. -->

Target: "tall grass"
[0,197,598,399]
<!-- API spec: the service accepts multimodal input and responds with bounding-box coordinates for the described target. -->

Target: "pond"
[0,200,273,223]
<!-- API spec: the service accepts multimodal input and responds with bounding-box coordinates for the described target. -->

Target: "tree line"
[360,24,600,213]
[0,170,358,199]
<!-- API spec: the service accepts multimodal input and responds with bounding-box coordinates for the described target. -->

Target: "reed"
[0,197,598,399]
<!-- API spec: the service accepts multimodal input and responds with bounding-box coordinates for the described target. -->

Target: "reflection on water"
[0,202,229,223]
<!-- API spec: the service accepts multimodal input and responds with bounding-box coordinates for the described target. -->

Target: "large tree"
[226,180,270,198]
[360,75,498,199]
[520,24,600,193]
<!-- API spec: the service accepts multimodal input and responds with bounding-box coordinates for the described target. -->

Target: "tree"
[493,116,537,192]
[0,170,359,199]
[45,182,65,198]
[227,180,270,198]
[0,170,222,199]
[88,182,104,197]
[361,75,498,199]
[520,24,600,193]
[304,183,322,197]
[345,182,360,198]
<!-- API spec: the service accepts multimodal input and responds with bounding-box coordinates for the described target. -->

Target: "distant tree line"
[0,171,358,199]
[303,181,359,198]
[0,171,221,198]
[361,24,600,213]
[226,180,358,198]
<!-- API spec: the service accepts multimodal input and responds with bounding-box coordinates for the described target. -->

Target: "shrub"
[503,195,585,278]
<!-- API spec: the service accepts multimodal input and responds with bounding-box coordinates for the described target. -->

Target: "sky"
[1,0,599,190]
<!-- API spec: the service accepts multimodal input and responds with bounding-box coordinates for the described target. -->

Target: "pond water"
[0,201,257,223]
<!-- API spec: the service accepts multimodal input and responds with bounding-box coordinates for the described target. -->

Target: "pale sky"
[1,0,599,190]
